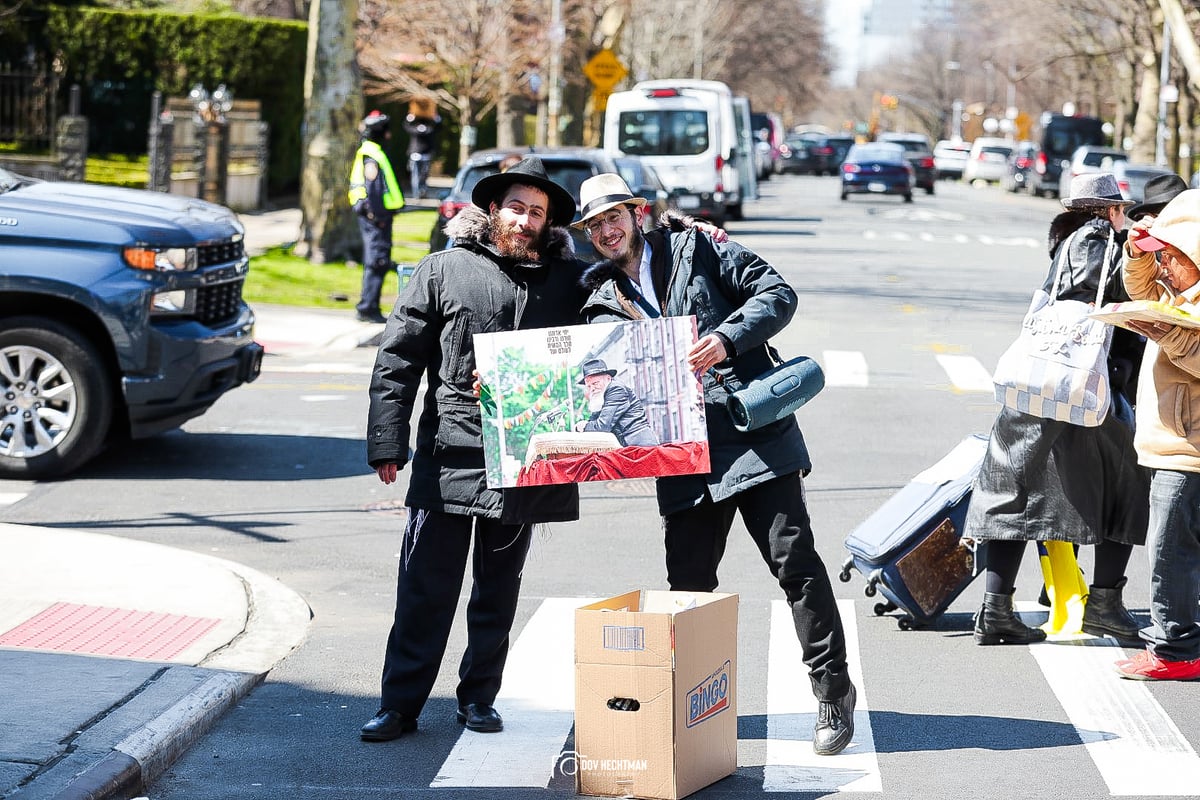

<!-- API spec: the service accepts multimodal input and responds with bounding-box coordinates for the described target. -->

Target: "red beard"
[488,210,547,261]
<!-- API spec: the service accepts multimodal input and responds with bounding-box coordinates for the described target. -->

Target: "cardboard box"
[574,590,738,800]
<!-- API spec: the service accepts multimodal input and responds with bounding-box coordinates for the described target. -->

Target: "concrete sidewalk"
[0,524,311,799]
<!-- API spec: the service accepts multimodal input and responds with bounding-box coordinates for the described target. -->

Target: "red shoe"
[1116,652,1200,681]
[1113,648,1152,671]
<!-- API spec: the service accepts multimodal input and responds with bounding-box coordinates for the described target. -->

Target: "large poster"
[474,316,710,488]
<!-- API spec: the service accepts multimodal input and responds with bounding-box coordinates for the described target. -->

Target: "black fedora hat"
[578,358,617,384]
[471,155,577,227]
[1127,173,1188,221]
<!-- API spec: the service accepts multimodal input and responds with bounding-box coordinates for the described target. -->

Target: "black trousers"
[356,213,395,316]
[663,472,851,702]
[380,508,532,716]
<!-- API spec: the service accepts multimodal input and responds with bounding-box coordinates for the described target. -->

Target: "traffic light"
[880,94,898,110]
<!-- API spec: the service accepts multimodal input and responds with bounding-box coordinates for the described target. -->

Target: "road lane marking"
[764,599,881,792]
[0,493,27,506]
[1018,603,1200,796]
[822,351,870,387]
[431,597,592,788]
[935,354,994,392]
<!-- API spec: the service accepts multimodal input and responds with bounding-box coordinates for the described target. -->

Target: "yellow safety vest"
[348,140,405,210]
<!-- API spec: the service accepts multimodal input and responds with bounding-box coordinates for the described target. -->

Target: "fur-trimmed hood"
[443,205,576,261]
[580,210,696,291]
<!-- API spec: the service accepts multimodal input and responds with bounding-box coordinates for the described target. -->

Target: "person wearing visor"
[577,173,857,757]
[1117,188,1200,681]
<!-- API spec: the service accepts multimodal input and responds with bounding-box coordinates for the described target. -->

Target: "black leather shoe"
[356,311,387,324]
[813,683,856,756]
[361,708,417,741]
[457,702,503,733]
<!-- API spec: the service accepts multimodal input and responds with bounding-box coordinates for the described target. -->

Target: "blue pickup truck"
[0,167,263,479]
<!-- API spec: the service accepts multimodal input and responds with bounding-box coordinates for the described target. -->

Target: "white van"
[603,78,747,224]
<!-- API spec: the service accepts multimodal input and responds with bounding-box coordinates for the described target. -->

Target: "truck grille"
[196,279,244,326]
[198,239,245,268]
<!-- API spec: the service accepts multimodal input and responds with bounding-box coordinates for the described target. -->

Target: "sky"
[826,0,870,87]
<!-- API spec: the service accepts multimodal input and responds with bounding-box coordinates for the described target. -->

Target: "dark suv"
[429,147,676,261]
[0,167,263,479]
[1030,114,1106,198]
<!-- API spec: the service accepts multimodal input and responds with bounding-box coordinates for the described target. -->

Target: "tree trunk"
[457,94,475,164]
[297,0,362,264]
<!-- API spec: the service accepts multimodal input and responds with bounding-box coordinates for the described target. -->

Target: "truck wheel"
[0,319,113,479]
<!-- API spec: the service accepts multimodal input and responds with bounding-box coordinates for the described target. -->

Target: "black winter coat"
[580,217,811,515]
[367,206,587,523]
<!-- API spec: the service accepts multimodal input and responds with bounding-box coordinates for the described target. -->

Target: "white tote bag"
[991,230,1115,427]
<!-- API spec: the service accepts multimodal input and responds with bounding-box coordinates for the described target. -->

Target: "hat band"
[581,192,636,218]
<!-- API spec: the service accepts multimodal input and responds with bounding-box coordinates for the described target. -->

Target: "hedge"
[44,7,307,194]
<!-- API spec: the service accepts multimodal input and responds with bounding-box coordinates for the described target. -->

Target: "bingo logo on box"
[685,659,731,728]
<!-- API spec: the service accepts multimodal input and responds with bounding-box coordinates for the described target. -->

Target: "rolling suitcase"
[838,434,989,630]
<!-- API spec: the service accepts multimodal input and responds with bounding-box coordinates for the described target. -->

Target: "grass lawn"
[244,209,436,309]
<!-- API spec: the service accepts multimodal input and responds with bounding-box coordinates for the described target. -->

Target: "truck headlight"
[150,289,194,315]
[124,246,197,271]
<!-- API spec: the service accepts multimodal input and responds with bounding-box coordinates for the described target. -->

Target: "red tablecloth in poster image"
[516,441,711,486]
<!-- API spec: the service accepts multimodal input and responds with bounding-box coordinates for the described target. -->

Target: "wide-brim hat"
[1127,173,1188,221]
[578,358,617,384]
[471,155,577,227]
[1061,172,1134,210]
[571,173,647,230]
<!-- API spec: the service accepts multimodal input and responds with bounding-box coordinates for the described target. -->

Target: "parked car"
[840,142,914,202]
[429,147,673,260]
[1030,113,1106,198]
[1056,145,1129,200]
[750,111,784,180]
[877,132,936,194]
[1000,141,1039,193]
[0,167,263,479]
[963,138,1014,185]
[808,134,857,176]
[933,139,971,180]
[1112,161,1176,203]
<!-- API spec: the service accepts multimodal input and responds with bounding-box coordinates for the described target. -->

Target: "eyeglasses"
[583,208,627,236]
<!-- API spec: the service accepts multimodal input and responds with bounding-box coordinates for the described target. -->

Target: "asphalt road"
[6,174,1198,800]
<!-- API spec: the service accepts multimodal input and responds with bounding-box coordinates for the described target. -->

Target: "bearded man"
[361,157,585,741]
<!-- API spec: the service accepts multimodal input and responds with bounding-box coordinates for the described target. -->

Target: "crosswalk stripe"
[1018,603,1200,796]
[430,597,590,788]
[935,354,994,392]
[0,493,27,506]
[822,350,870,387]
[764,599,881,792]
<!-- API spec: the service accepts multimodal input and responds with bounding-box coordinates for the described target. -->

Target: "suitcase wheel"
[898,617,915,631]
[864,570,882,597]
[864,581,877,597]
[873,600,897,616]
[837,556,853,583]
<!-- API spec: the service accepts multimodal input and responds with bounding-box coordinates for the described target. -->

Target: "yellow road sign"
[583,49,627,91]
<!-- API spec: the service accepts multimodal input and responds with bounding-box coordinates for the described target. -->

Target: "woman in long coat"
[965,173,1150,645]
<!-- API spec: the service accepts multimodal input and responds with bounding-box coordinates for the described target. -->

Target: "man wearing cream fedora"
[575,173,858,756]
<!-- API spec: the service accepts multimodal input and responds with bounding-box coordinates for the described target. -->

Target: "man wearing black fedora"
[577,173,858,756]
[577,357,658,446]
[362,156,585,741]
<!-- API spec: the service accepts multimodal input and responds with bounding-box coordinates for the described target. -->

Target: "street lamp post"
[944,60,962,140]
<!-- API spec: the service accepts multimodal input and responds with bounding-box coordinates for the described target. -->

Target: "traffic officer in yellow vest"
[349,111,405,323]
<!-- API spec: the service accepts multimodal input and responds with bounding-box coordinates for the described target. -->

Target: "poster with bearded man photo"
[474,316,710,488]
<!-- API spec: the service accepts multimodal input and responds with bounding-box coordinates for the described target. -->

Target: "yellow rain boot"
[1037,541,1088,638]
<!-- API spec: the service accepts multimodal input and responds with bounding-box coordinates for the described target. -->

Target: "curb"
[49,672,261,800]
[28,548,312,800]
